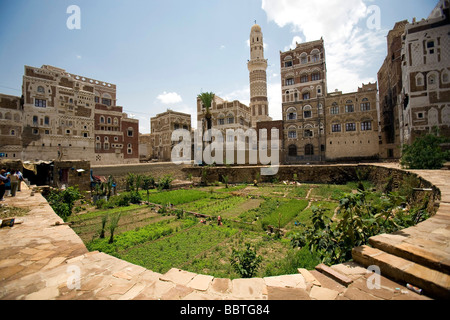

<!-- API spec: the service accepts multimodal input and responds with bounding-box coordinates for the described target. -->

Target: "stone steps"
[352,245,450,299]
[369,233,450,275]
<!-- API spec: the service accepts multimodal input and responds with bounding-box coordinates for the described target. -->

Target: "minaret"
[248,24,271,128]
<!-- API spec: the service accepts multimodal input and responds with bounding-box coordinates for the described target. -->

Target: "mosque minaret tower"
[248,24,271,128]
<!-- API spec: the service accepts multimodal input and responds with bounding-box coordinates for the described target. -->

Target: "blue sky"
[0,0,438,133]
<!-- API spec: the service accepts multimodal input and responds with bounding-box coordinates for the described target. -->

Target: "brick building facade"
[0,65,139,165]
[377,21,408,160]
[401,1,450,144]
[148,109,192,162]
[280,39,327,163]
[325,83,380,161]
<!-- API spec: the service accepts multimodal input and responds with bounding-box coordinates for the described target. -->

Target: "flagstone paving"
[0,163,448,300]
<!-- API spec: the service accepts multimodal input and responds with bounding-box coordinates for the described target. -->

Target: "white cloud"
[157,91,183,104]
[220,45,226,50]
[262,0,386,93]
[76,55,82,59]
[221,86,250,106]
[284,36,303,51]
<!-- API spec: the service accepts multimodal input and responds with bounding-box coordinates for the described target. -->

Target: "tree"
[142,175,155,204]
[198,92,215,161]
[230,243,263,278]
[100,214,108,239]
[400,131,450,169]
[108,213,122,244]
[197,92,215,132]
[126,173,136,192]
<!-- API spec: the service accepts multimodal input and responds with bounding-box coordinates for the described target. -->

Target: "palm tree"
[198,92,215,166]
[197,92,215,132]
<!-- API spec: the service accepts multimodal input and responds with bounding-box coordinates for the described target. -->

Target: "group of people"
[0,169,24,201]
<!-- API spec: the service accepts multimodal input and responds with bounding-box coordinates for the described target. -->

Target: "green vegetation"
[67,178,431,278]
[46,186,82,221]
[230,243,263,278]
[290,191,430,265]
[401,131,450,169]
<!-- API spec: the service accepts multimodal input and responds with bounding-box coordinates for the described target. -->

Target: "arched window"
[443,71,449,84]
[345,100,355,113]
[416,73,424,86]
[288,145,297,157]
[303,105,312,119]
[312,72,320,81]
[302,91,310,100]
[218,114,225,125]
[107,117,112,124]
[100,116,105,124]
[227,114,234,124]
[287,107,297,120]
[361,98,371,111]
[288,126,297,139]
[305,144,314,156]
[428,74,436,85]
[300,53,308,64]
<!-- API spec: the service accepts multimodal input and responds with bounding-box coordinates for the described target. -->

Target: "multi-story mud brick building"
[148,109,192,162]
[0,65,139,165]
[401,1,450,144]
[280,38,327,163]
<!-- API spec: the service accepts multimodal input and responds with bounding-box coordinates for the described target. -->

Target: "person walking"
[10,170,19,197]
[0,169,8,201]
[16,170,23,191]
[3,169,11,197]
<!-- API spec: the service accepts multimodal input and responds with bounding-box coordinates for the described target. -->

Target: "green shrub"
[95,199,107,209]
[230,243,263,278]
[46,187,82,221]
[400,131,450,169]
[290,191,431,265]
[158,175,174,191]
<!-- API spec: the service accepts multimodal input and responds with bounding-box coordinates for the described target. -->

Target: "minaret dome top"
[251,24,262,33]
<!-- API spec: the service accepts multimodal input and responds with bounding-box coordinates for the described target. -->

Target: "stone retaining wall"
[183,164,441,213]
[91,162,190,190]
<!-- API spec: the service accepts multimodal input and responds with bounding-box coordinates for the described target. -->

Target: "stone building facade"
[377,21,409,160]
[325,83,380,161]
[0,94,23,159]
[280,39,327,163]
[149,109,192,162]
[401,0,450,144]
[0,65,139,165]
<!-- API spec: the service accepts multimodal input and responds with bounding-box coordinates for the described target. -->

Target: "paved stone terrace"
[0,163,447,300]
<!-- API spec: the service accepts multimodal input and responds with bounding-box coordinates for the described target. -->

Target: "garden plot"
[68,181,375,279]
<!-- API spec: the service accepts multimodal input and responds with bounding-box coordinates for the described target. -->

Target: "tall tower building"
[280,39,327,163]
[248,24,271,128]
